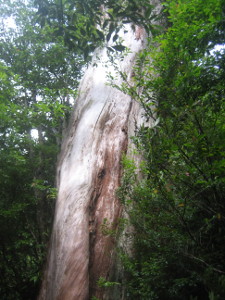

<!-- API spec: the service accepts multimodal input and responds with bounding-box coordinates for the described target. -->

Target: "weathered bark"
[38,19,155,300]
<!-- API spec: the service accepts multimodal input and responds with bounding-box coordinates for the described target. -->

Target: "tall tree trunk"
[38,23,152,300]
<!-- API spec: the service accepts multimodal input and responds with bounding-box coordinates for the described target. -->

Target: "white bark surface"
[39,23,150,300]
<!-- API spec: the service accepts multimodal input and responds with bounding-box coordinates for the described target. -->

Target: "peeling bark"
[38,22,152,300]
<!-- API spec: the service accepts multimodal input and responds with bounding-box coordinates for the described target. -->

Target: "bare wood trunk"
[38,24,149,300]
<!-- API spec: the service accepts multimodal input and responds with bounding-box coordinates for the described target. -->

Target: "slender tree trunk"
[38,23,151,300]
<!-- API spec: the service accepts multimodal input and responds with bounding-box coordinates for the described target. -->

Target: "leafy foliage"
[0,0,83,298]
[118,0,225,299]
[97,276,121,288]
[34,0,161,58]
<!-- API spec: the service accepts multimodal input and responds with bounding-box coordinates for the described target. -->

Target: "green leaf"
[112,45,126,52]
